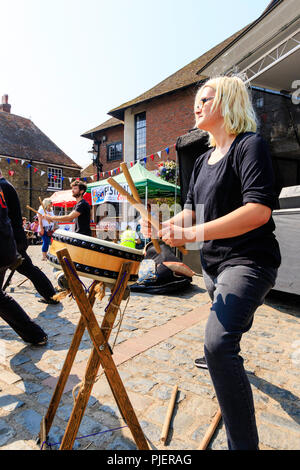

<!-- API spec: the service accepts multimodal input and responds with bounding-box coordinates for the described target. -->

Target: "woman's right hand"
[140,218,152,238]
[39,228,44,236]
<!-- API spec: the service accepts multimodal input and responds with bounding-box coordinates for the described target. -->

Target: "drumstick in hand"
[120,163,161,254]
[107,177,188,255]
[26,205,39,214]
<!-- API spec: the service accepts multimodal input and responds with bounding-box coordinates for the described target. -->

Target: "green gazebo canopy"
[87,162,180,199]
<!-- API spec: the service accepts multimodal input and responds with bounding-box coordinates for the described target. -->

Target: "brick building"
[0,95,81,219]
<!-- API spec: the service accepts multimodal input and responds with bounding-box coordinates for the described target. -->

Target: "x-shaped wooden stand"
[39,248,149,450]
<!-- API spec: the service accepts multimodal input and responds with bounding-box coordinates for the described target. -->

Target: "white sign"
[91,183,131,205]
[58,222,75,232]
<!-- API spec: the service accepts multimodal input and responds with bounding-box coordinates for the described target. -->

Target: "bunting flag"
[21,160,25,165]
[157,151,161,159]
[41,171,45,176]
[165,147,170,155]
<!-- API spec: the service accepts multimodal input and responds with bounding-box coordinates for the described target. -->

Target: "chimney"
[0,95,11,113]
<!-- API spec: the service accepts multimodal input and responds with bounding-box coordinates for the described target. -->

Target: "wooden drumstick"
[160,385,178,444]
[198,408,222,450]
[120,163,161,254]
[107,177,188,255]
[26,205,39,214]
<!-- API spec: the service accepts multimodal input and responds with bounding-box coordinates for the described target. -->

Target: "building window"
[48,167,63,190]
[107,142,123,161]
[135,112,146,161]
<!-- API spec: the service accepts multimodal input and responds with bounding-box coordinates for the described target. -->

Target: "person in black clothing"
[142,76,281,450]
[44,181,91,236]
[0,181,47,345]
[0,172,58,305]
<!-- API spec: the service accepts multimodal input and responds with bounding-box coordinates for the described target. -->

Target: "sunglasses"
[196,97,214,109]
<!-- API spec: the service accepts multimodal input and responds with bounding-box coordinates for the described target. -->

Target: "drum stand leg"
[39,248,149,451]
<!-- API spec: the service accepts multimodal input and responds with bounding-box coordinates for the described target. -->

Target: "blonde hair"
[41,198,52,210]
[195,75,257,147]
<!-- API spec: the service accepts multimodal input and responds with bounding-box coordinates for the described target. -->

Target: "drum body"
[47,229,144,284]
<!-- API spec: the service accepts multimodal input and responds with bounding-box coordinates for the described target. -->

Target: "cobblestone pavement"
[0,245,299,451]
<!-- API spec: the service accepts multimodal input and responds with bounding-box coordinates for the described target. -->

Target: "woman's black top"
[184,132,281,276]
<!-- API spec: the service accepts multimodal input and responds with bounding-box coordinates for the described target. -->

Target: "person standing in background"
[37,199,55,261]
[44,181,91,236]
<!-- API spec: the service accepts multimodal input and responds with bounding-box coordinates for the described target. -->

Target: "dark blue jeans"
[41,234,51,253]
[202,264,278,450]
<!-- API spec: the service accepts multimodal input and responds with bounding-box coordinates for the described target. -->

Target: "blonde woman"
[37,198,55,261]
[142,76,281,450]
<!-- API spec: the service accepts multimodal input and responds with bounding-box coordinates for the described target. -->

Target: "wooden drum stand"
[39,247,149,450]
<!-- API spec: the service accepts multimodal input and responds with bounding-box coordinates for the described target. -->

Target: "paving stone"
[20,362,41,375]
[1,440,33,450]
[121,324,138,331]
[57,404,73,421]
[258,423,300,450]
[16,381,44,394]
[99,404,122,419]
[14,409,42,436]
[153,373,177,386]
[79,416,107,436]
[125,378,158,394]
[35,371,49,380]
[107,436,137,450]
[10,354,31,367]
[191,423,209,441]
[0,393,25,412]
[260,412,300,434]
[0,370,22,384]
[37,392,52,406]
[140,420,161,442]
[180,381,215,398]
[144,349,170,361]
[159,342,175,351]
[153,386,174,401]
[0,419,16,446]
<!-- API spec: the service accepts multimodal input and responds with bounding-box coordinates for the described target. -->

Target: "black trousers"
[0,270,46,343]
[17,250,56,301]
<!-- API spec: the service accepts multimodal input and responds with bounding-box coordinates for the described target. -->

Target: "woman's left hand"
[158,222,191,247]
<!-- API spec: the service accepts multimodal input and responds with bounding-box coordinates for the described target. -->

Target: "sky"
[1,0,271,169]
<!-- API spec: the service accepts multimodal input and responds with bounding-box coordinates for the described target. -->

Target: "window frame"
[134,112,146,162]
[47,167,63,190]
[106,141,123,162]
